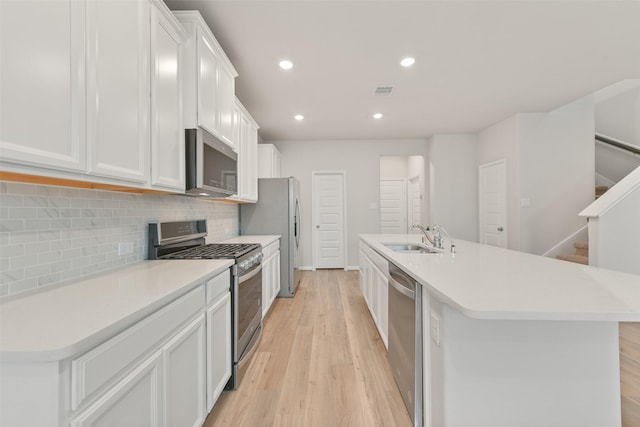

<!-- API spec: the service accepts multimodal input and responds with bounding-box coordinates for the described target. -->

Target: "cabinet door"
[150,5,185,191]
[86,0,150,183]
[0,0,86,172]
[358,249,367,297]
[271,251,281,304]
[262,253,272,319]
[217,65,235,147]
[164,315,206,427]
[197,33,218,134]
[374,265,389,349]
[70,350,163,427]
[206,291,232,412]
[238,115,258,201]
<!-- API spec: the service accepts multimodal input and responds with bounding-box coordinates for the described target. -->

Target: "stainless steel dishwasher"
[388,262,423,427]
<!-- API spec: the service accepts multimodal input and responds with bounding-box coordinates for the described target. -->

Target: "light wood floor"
[621,322,640,427]
[203,270,411,427]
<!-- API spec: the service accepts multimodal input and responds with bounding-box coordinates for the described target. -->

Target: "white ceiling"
[164,0,640,142]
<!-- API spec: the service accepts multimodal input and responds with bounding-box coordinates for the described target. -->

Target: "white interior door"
[380,180,407,233]
[479,160,507,248]
[313,172,345,269]
[408,177,421,228]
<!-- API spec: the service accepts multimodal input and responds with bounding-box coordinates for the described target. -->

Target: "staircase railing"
[595,133,640,156]
[579,165,640,274]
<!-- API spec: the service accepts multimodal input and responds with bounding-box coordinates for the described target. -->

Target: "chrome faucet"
[408,224,436,246]
[433,225,455,253]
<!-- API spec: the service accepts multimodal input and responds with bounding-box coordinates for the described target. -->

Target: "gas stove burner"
[160,243,260,260]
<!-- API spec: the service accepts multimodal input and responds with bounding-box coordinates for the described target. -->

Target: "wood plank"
[202,270,411,427]
[621,322,640,427]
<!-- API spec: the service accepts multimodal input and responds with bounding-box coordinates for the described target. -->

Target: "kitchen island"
[360,234,640,427]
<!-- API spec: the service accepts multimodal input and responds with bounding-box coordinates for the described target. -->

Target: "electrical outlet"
[430,312,440,347]
[118,241,134,256]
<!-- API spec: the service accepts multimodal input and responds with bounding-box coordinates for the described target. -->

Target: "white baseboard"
[299,266,361,271]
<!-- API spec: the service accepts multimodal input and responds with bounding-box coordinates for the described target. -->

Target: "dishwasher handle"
[389,274,416,300]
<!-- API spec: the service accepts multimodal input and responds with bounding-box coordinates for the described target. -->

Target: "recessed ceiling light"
[279,60,293,70]
[400,57,415,67]
[373,113,383,119]
[294,114,304,121]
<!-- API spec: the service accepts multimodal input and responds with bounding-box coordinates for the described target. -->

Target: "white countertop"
[218,235,280,247]
[360,234,640,321]
[0,259,233,362]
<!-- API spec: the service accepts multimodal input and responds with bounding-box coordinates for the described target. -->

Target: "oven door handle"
[239,265,262,284]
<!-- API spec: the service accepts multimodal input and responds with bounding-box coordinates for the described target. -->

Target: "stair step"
[595,185,609,199]
[573,240,589,257]
[556,254,589,265]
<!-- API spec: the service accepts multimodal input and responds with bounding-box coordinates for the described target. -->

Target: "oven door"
[236,263,262,360]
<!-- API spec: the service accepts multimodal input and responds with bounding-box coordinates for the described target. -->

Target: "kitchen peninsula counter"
[360,234,640,427]
[360,234,640,321]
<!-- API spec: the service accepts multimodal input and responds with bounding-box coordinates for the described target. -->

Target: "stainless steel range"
[148,219,262,390]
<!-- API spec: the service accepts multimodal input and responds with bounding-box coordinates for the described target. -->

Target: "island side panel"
[427,301,621,427]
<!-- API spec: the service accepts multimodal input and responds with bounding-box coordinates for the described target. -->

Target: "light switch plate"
[430,312,440,347]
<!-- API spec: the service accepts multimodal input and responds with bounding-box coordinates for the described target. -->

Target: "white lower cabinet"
[70,350,163,427]
[359,241,389,349]
[2,269,232,427]
[164,315,206,427]
[261,240,281,318]
[206,290,231,412]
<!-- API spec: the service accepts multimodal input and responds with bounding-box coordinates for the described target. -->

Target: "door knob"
[497,227,504,232]
[316,225,320,229]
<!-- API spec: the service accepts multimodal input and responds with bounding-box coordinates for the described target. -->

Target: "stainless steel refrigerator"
[240,177,301,297]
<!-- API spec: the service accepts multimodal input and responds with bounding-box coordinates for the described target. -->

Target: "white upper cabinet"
[257,144,281,178]
[85,0,150,184]
[233,99,259,202]
[217,64,236,146]
[1,0,187,191]
[174,11,238,149]
[150,4,186,191]
[0,0,86,172]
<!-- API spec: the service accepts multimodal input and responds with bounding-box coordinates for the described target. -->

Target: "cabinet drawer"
[206,269,230,305]
[364,244,389,277]
[262,239,280,259]
[71,285,205,410]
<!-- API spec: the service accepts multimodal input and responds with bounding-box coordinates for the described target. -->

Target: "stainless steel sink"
[382,242,441,254]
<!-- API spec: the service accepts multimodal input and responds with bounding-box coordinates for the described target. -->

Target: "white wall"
[379,156,408,180]
[595,142,640,184]
[477,116,520,249]
[427,134,479,242]
[518,96,595,255]
[0,181,239,297]
[271,139,428,269]
[596,87,640,148]
[477,96,595,255]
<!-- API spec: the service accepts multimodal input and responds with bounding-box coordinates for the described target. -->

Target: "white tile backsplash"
[0,181,239,297]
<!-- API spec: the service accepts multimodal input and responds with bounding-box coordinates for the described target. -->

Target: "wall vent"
[374,86,394,96]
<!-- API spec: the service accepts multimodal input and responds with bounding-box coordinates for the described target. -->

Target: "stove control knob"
[239,261,248,270]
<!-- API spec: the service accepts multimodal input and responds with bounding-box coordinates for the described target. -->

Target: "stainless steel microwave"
[185,128,237,197]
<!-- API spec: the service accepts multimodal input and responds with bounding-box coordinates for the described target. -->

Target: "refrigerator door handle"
[294,198,301,248]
